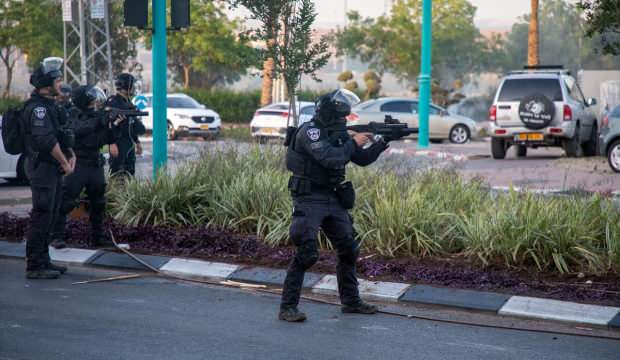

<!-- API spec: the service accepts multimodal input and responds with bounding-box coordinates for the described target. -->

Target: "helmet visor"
[331,89,361,108]
[87,86,107,108]
[41,57,63,78]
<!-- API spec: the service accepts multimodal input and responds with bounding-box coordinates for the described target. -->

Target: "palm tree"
[528,0,539,66]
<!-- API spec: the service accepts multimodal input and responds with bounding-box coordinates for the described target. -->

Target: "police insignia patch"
[306,128,320,141]
[34,107,47,119]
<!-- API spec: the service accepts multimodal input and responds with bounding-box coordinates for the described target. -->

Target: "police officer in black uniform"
[51,86,121,249]
[106,73,145,177]
[279,89,388,322]
[24,57,75,279]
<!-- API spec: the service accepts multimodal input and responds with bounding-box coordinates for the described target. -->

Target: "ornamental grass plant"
[107,145,620,274]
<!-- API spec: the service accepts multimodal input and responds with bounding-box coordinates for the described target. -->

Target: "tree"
[275,0,330,124]
[230,0,288,106]
[500,0,620,75]
[331,0,487,88]
[578,0,620,55]
[166,1,257,90]
[528,0,540,66]
[337,70,358,92]
[362,71,382,100]
[0,1,23,97]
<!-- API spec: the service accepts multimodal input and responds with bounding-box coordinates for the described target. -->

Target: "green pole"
[417,0,432,149]
[152,0,168,178]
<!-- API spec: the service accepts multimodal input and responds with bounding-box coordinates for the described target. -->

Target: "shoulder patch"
[306,128,321,141]
[33,106,47,119]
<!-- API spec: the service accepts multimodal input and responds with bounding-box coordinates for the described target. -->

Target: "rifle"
[347,115,418,142]
[100,107,148,127]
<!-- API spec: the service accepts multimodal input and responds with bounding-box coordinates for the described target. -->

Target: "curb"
[1,240,618,329]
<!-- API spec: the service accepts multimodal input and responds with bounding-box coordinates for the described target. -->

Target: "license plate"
[200,124,211,130]
[515,133,544,141]
[261,127,279,134]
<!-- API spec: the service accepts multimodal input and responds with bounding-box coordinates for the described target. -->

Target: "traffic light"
[171,0,190,29]
[124,0,148,29]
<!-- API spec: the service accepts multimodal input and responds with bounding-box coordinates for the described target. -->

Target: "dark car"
[599,105,620,173]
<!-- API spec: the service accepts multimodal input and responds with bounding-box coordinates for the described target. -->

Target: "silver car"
[489,67,598,159]
[347,97,477,144]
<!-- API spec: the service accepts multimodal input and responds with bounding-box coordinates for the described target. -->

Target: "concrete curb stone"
[87,251,171,271]
[498,296,620,326]
[400,285,511,312]
[160,258,239,281]
[228,266,323,288]
[312,275,410,302]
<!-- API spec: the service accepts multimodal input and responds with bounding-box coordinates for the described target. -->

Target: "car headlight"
[176,114,192,120]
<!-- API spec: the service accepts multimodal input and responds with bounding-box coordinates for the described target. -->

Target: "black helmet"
[315,89,360,126]
[72,85,107,111]
[114,73,136,94]
[30,57,63,89]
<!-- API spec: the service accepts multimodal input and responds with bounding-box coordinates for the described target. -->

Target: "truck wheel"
[563,134,580,158]
[582,124,598,157]
[608,140,620,173]
[516,145,527,158]
[491,138,507,159]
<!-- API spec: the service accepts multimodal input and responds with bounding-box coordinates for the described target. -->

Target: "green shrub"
[107,146,620,274]
[0,96,23,114]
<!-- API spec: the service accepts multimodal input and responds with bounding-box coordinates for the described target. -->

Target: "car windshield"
[498,79,563,102]
[168,96,202,109]
[612,106,620,118]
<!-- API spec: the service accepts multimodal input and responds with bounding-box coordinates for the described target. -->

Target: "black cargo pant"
[52,157,107,242]
[281,191,361,309]
[110,141,136,177]
[26,159,63,271]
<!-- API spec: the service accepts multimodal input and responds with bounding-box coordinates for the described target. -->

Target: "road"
[0,258,618,360]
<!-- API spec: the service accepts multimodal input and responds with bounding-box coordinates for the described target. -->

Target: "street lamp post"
[417,0,432,149]
[152,0,168,178]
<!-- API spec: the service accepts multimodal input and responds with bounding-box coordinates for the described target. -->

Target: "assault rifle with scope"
[347,115,418,142]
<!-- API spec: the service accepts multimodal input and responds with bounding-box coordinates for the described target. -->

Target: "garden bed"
[1,213,618,306]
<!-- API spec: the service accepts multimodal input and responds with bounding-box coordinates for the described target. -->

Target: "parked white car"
[0,117,28,184]
[133,93,222,140]
[250,102,315,141]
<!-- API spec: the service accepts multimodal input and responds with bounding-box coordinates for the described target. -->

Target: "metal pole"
[152,0,168,178]
[63,20,68,83]
[417,0,432,149]
[103,0,114,92]
[78,0,88,84]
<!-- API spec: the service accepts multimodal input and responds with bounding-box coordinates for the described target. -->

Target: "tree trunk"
[528,0,539,66]
[261,58,274,106]
[183,64,191,90]
[0,48,15,98]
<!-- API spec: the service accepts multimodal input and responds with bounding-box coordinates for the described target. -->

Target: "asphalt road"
[1,258,618,360]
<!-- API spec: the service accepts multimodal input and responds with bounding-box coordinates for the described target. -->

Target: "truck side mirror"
[587,98,597,107]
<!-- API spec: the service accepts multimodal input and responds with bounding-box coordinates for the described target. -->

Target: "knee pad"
[295,242,319,270]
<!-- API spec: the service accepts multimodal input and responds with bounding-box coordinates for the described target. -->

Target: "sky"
[311,0,533,29]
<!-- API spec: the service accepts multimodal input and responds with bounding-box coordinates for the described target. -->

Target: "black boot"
[341,301,378,314]
[26,268,61,280]
[45,262,67,274]
[278,307,307,322]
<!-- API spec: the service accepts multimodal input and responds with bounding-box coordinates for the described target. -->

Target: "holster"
[334,181,355,210]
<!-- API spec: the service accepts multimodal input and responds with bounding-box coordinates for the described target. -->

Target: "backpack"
[1,102,27,155]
